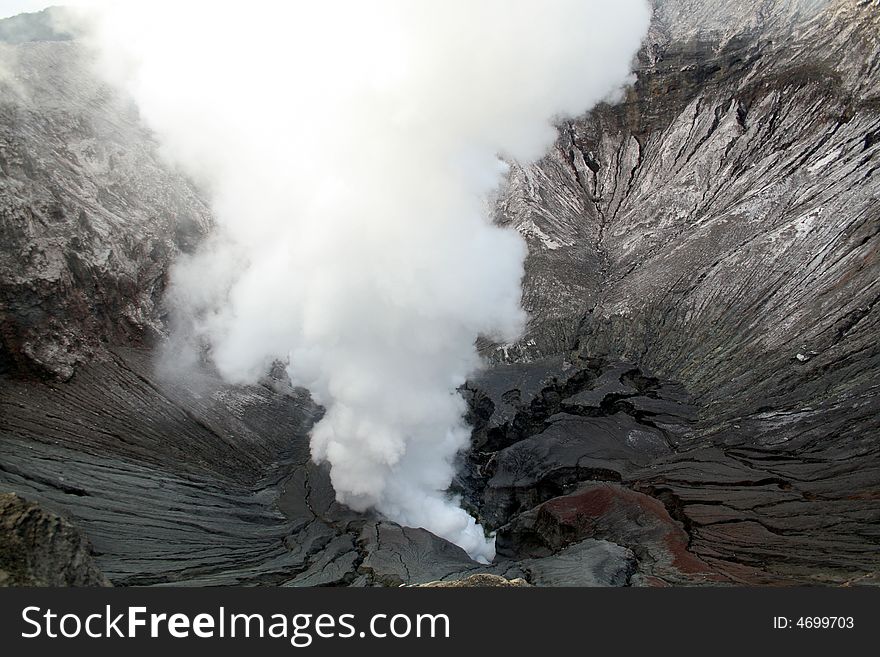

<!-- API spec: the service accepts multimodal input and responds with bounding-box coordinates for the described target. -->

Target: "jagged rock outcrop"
[0,1,878,586]
[0,492,110,586]
[0,24,211,380]
[472,0,879,584]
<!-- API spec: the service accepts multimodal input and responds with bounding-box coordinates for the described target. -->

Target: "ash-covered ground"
[1,1,878,586]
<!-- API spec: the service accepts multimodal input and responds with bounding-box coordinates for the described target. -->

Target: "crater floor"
[1,0,879,585]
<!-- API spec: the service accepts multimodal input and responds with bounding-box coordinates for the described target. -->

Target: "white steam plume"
[74,0,651,561]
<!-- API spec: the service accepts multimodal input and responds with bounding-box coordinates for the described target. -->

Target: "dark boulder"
[0,493,110,587]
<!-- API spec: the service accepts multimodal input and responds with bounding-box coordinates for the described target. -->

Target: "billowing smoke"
[72,0,651,561]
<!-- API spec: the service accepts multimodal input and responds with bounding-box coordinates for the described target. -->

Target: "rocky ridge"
[1,33,211,380]
[0,1,878,586]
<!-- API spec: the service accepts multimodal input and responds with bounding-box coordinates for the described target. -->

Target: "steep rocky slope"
[0,27,211,380]
[476,0,880,584]
[0,492,110,586]
[1,1,878,586]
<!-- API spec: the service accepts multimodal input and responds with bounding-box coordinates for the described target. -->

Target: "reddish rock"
[497,483,727,584]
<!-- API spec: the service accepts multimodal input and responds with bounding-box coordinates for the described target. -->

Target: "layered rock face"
[0,20,211,380]
[1,1,878,586]
[475,0,879,584]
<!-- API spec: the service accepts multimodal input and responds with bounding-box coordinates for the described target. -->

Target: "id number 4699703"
[773,617,854,629]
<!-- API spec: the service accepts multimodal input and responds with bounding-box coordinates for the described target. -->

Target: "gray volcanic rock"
[482,412,671,525]
[356,522,480,587]
[457,357,691,527]
[0,492,110,586]
[1,1,879,587]
[471,0,879,584]
[495,483,723,585]
[0,8,73,44]
[0,33,211,379]
[498,0,880,370]
[0,350,326,585]
[518,539,637,587]
[0,347,494,586]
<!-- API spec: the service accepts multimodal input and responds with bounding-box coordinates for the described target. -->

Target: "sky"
[0,1,52,19]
